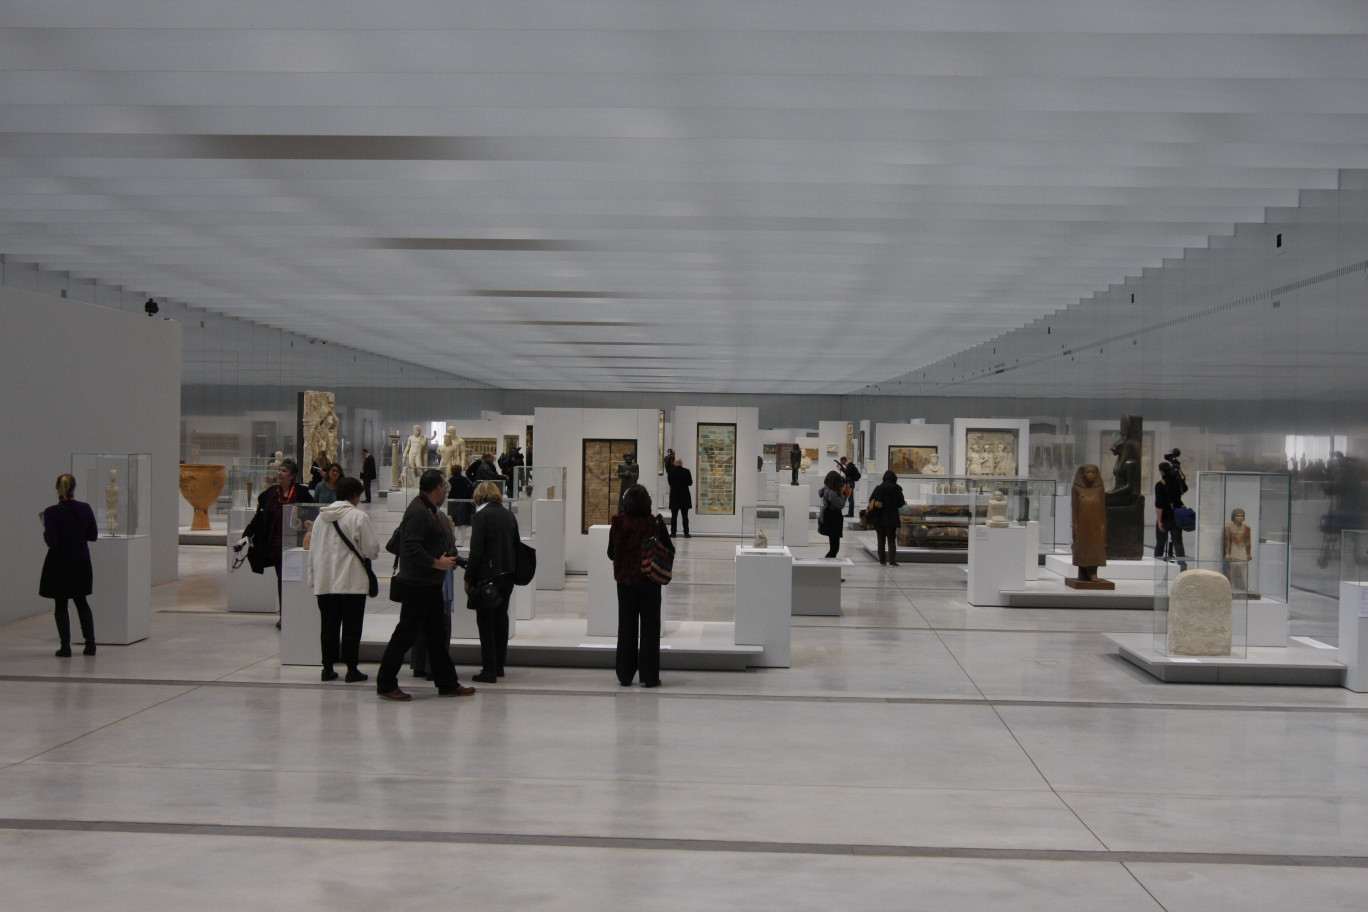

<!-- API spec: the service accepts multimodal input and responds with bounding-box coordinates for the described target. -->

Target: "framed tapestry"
[963,429,1019,476]
[581,438,638,533]
[696,423,737,515]
[888,445,939,475]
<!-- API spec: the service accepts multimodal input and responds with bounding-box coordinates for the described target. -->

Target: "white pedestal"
[1340,581,1368,692]
[587,524,616,636]
[776,484,809,547]
[1023,520,1040,581]
[88,534,150,644]
[967,524,1029,607]
[279,548,318,665]
[533,499,566,591]
[226,537,278,613]
[734,546,792,667]
[386,492,408,513]
[791,557,850,616]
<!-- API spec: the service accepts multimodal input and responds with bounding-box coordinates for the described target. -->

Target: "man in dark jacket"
[665,455,693,538]
[839,457,861,516]
[475,453,502,483]
[1154,461,1189,568]
[464,480,521,683]
[359,449,377,502]
[375,469,474,701]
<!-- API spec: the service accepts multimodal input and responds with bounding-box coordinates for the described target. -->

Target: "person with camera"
[838,457,861,517]
[1154,452,1189,567]
[375,469,475,701]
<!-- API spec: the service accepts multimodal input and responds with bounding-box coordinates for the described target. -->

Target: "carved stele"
[303,390,338,466]
[1167,569,1233,656]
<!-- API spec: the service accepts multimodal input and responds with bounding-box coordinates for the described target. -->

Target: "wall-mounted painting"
[963,429,1019,476]
[888,445,939,475]
[581,438,637,532]
[697,423,737,515]
[502,434,520,456]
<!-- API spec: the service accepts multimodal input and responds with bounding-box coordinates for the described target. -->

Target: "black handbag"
[331,520,379,598]
[466,577,504,611]
[513,540,537,586]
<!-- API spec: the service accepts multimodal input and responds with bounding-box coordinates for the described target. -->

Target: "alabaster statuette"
[986,490,1009,527]
[753,528,768,548]
[104,468,119,536]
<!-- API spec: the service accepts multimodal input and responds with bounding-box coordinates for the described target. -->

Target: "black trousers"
[362,477,373,502]
[317,593,365,671]
[670,506,690,537]
[824,532,841,559]
[475,581,514,675]
[409,609,452,676]
[876,525,899,564]
[54,596,94,647]
[377,584,459,693]
[616,582,662,685]
[1155,524,1187,567]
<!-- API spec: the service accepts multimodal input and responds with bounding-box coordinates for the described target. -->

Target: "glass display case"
[742,504,786,545]
[71,453,150,538]
[512,465,565,501]
[896,475,1058,553]
[281,502,322,554]
[1342,529,1368,585]
[229,457,278,509]
[1153,556,1248,658]
[1194,471,1291,604]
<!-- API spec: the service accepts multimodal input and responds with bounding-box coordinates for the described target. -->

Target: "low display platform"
[1045,553,1159,580]
[1106,633,1344,685]
[357,615,761,671]
[850,530,967,564]
[179,523,227,546]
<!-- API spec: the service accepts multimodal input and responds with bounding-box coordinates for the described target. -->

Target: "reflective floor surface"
[3,524,1367,911]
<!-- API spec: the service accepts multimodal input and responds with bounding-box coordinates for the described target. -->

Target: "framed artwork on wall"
[696,423,737,515]
[888,445,939,475]
[581,438,638,533]
[503,434,519,456]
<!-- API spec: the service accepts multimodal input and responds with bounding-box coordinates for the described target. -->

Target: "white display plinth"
[586,525,616,636]
[776,484,809,547]
[88,534,150,644]
[226,526,276,613]
[791,557,850,616]
[533,499,566,591]
[1247,601,1289,647]
[967,524,1029,607]
[386,492,407,513]
[734,545,792,667]
[1023,520,1040,581]
[279,548,318,666]
[1045,553,1159,580]
[1340,581,1368,692]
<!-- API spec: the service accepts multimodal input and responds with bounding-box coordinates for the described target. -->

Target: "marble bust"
[922,454,945,475]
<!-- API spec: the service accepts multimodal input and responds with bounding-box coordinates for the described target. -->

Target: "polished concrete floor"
[4,524,1368,911]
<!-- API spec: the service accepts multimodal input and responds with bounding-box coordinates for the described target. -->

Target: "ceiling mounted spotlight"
[143,298,159,316]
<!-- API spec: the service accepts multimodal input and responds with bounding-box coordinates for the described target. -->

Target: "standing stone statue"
[789,443,801,485]
[1224,507,1256,596]
[1104,414,1146,560]
[617,452,639,511]
[104,468,119,536]
[437,427,466,480]
[1066,464,1114,590]
[388,434,402,491]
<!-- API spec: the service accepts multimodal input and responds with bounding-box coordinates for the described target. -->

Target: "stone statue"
[922,454,945,475]
[1066,464,1114,590]
[437,427,466,479]
[754,528,768,548]
[1104,414,1146,560]
[403,424,434,470]
[617,452,639,511]
[104,468,119,536]
[302,390,338,476]
[790,444,801,485]
[1224,507,1256,597]
[986,490,1009,527]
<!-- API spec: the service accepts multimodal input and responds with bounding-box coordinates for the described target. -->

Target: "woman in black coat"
[39,473,98,656]
[665,455,693,538]
[463,480,521,683]
[867,471,907,566]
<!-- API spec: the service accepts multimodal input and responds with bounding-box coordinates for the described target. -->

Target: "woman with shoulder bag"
[309,476,380,682]
[608,484,673,687]
[242,458,313,629]
[463,480,521,684]
[868,470,907,566]
[819,470,847,559]
[39,473,98,657]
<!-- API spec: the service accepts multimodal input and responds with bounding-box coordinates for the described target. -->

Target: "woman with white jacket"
[309,477,380,682]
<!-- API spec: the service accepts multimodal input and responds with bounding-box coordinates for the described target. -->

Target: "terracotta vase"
[179,463,227,531]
